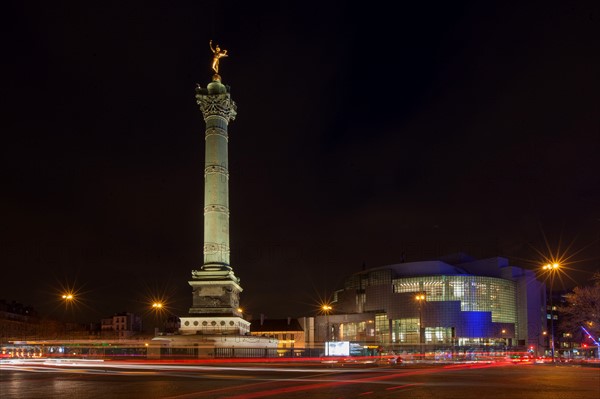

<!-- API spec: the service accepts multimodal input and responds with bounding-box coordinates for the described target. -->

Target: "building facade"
[100,312,142,339]
[0,300,39,341]
[249,317,305,353]
[322,255,546,355]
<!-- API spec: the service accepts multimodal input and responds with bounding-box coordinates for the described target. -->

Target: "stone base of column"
[149,333,277,359]
[188,276,243,315]
[179,316,250,335]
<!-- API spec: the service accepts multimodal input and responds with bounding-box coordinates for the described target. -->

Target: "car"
[557,357,573,363]
[388,355,402,365]
[508,354,533,363]
[378,353,402,366]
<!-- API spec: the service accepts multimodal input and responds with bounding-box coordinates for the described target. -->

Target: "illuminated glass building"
[326,255,547,353]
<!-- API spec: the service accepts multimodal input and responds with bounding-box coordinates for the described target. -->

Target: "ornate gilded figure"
[209,40,228,74]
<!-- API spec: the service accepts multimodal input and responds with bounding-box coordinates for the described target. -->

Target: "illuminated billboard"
[325,341,350,356]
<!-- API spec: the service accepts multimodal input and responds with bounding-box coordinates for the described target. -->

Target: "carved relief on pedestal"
[230,289,240,308]
[190,284,241,310]
[196,296,228,307]
[201,286,225,296]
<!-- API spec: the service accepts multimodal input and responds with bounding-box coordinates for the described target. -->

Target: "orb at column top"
[207,79,227,95]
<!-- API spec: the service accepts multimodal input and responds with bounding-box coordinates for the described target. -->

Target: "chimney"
[287,317,291,325]
[260,313,264,326]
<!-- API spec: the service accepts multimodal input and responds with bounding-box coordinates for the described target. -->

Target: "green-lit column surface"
[195,78,237,270]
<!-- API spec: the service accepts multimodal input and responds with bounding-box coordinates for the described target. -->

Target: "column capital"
[195,90,237,122]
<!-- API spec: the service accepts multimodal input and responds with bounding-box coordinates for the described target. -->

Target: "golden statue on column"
[209,40,228,78]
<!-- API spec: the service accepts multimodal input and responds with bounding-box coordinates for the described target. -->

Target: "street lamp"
[415,293,426,359]
[542,263,560,363]
[61,292,76,341]
[152,302,164,335]
[322,305,333,342]
[542,331,547,356]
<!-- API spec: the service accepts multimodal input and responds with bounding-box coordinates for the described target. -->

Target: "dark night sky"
[2,1,599,324]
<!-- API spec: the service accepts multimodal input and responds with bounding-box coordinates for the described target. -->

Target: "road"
[1,359,598,399]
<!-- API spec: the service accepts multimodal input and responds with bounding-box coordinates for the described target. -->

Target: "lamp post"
[543,263,560,363]
[61,293,75,342]
[322,305,332,343]
[415,292,426,360]
[152,302,164,336]
[542,331,547,357]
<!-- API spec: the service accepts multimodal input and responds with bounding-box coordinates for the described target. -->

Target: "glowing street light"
[322,305,333,341]
[60,292,77,340]
[542,262,560,363]
[543,263,560,271]
[151,302,166,335]
[501,329,508,352]
[415,292,426,358]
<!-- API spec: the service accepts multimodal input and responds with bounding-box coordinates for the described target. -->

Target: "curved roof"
[369,260,468,278]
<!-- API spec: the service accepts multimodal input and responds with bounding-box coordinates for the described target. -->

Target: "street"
[1,359,598,399]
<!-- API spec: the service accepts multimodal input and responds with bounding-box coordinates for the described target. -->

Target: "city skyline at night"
[2,1,599,323]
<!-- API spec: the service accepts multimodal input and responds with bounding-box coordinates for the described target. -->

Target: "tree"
[559,272,600,343]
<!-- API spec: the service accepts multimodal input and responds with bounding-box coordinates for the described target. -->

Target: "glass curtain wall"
[392,275,516,344]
